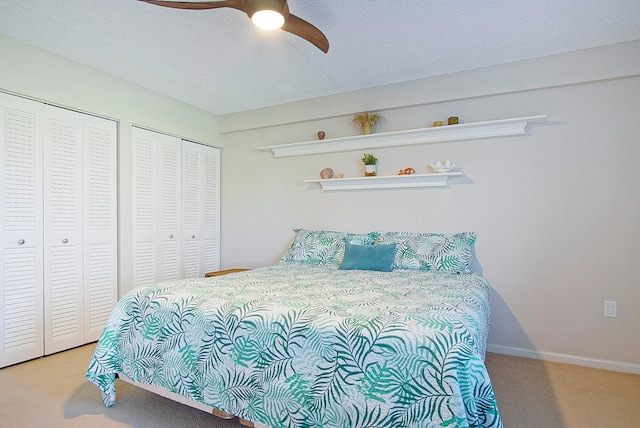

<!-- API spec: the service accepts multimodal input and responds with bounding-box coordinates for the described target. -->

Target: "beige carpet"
[0,343,638,427]
[485,352,640,427]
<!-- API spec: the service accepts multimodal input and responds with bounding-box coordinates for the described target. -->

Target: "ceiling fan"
[138,0,329,53]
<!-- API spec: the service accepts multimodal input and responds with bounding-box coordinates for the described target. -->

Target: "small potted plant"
[352,111,383,135]
[361,153,378,176]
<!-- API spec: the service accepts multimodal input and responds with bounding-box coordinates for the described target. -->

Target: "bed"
[87,229,502,428]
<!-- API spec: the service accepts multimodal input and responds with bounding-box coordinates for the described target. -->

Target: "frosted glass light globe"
[251,10,285,30]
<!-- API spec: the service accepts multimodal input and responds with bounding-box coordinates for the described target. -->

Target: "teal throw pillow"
[338,243,397,272]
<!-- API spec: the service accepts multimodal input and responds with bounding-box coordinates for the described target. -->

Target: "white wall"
[3,32,638,373]
[0,34,221,296]
[219,40,640,373]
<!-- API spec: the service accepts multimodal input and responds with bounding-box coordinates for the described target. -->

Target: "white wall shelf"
[259,115,547,158]
[305,172,464,192]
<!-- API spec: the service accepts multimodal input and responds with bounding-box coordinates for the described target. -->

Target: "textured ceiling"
[1,0,640,115]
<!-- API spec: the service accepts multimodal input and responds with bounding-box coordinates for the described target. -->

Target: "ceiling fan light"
[251,9,285,30]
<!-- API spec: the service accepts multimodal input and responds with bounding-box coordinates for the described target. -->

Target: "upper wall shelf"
[258,115,547,158]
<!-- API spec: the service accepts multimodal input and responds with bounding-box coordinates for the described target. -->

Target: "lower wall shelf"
[305,172,464,191]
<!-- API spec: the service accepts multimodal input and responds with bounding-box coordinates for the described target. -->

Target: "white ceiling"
[1,0,640,115]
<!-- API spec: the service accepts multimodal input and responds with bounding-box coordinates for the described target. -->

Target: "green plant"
[352,111,383,134]
[361,153,378,165]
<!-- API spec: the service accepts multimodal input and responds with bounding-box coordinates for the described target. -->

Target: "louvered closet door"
[132,127,181,286]
[43,107,118,352]
[182,141,202,278]
[0,94,44,368]
[131,130,156,287]
[82,115,117,342]
[159,138,181,281]
[182,141,220,278]
[201,145,220,274]
[43,106,84,354]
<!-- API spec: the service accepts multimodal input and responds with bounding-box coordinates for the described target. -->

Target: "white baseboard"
[486,344,640,375]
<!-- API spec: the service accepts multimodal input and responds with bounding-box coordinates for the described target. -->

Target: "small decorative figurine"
[398,167,415,175]
[317,131,325,140]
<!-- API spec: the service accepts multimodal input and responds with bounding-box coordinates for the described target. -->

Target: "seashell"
[398,167,415,175]
[320,168,334,179]
[430,160,456,173]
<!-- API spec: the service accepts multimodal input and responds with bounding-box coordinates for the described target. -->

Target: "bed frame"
[117,373,267,428]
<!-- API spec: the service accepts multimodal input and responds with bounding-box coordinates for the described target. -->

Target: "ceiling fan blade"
[282,14,329,53]
[138,0,247,11]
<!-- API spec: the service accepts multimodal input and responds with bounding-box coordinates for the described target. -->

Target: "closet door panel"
[202,146,220,274]
[132,127,181,285]
[159,140,181,281]
[43,106,84,354]
[182,141,202,279]
[132,133,157,287]
[0,94,44,367]
[83,116,117,341]
[182,141,220,278]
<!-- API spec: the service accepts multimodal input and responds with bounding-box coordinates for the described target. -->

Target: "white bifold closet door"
[0,94,45,366]
[43,107,118,354]
[132,127,182,286]
[1,93,117,367]
[80,114,118,343]
[132,127,220,287]
[182,140,220,278]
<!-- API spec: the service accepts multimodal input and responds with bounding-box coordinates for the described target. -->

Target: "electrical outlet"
[604,301,617,318]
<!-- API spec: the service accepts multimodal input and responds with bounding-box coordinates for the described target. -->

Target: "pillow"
[374,231,476,273]
[280,229,377,266]
[339,243,396,272]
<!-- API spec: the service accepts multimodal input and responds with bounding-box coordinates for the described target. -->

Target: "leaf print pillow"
[373,231,476,273]
[280,229,377,266]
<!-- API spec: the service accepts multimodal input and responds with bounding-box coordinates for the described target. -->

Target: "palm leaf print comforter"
[87,262,502,428]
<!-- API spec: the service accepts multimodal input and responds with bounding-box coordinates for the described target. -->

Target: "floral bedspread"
[86,262,501,428]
